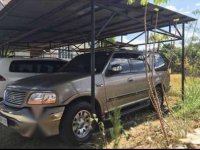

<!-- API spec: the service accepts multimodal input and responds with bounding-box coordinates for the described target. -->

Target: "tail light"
[0,75,6,81]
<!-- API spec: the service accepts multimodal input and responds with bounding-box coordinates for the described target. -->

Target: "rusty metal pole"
[181,23,185,101]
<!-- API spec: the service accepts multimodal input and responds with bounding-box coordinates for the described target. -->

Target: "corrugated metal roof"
[0,0,196,51]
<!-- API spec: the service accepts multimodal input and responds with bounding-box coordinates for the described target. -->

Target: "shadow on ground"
[0,106,169,149]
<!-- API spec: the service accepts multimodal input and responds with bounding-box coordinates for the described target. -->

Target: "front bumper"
[0,102,65,137]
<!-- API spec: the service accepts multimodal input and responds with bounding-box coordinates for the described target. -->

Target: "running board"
[103,100,150,121]
[121,101,150,116]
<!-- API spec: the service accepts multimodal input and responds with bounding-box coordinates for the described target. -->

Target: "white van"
[0,58,67,100]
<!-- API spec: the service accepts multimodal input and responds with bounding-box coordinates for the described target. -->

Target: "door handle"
[128,78,134,82]
[96,84,104,87]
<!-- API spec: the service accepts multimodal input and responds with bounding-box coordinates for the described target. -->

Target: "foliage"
[91,109,129,149]
[127,0,169,6]
[101,37,116,48]
[0,49,14,58]
[109,108,130,149]
[175,78,200,120]
[149,33,168,51]
[90,114,107,149]
[160,41,200,75]
[109,108,123,149]
[149,33,168,43]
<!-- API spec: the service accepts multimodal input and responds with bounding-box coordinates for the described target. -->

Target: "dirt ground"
[0,124,73,149]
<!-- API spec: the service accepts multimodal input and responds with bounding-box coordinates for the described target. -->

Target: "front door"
[103,53,136,111]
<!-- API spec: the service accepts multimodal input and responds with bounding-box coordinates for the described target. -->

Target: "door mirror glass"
[110,64,123,73]
[106,53,130,76]
[106,64,123,76]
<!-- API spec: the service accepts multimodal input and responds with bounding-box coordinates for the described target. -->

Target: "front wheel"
[59,102,93,145]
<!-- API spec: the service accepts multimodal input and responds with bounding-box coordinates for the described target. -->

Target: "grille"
[4,90,27,105]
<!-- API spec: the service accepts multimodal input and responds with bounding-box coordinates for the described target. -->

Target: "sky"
[160,0,200,17]
[116,0,200,49]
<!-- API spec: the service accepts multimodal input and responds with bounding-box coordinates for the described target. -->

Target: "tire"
[150,87,164,111]
[59,102,93,145]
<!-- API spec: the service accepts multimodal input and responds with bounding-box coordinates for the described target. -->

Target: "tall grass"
[175,77,200,119]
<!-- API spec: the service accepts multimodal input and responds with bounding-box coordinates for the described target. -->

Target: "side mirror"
[108,64,123,75]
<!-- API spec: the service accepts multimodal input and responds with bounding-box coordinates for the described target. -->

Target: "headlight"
[28,93,57,105]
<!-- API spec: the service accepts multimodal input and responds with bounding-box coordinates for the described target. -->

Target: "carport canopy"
[0,0,195,51]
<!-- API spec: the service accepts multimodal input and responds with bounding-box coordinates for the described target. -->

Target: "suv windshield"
[59,52,111,73]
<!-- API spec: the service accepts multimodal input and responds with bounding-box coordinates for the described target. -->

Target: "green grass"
[175,77,200,120]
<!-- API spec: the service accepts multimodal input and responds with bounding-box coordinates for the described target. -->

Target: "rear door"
[154,54,170,90]
[128,53,149,101]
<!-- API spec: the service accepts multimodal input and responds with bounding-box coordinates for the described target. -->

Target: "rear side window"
[9,61,33,73]
[129,59,145,73]
[154,54,166,70]
[9,60,66,73]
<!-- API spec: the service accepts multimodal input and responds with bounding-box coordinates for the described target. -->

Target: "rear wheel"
[150,87,164,111]
[59,102,93,145]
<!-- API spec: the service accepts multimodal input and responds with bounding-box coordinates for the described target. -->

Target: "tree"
[149,33,168,51]
[101,37,116,47]
[127,0,169,5]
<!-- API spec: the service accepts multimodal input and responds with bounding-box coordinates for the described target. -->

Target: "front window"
[107,53,131,74]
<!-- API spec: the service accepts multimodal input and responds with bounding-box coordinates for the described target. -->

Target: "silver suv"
[0,50,170,144]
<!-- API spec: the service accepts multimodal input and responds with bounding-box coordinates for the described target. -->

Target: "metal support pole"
[1,46,4,57]
[147,30,149,44]
[58,49,61,58]
[67,45,70,59]
[91,0,96,113]
[182,23,185,101]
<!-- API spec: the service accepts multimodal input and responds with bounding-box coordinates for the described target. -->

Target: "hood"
[7,72,88,90]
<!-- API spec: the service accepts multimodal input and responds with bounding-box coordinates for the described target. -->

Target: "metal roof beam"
[126,32,145,44]
[173,25,182,37]
[95,0,183,39]
[150,29,182,39]
[96,12,116,37]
